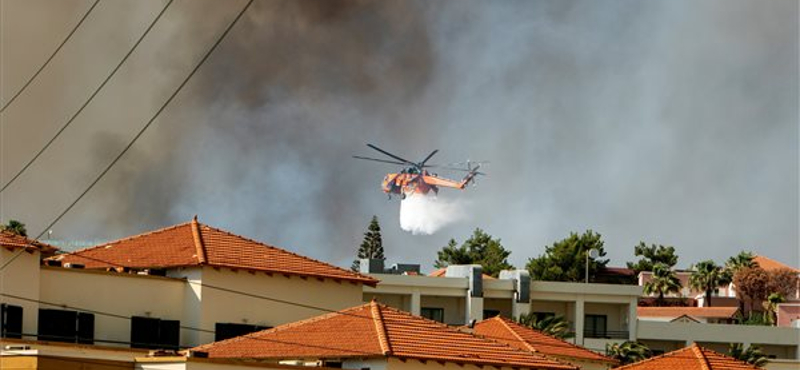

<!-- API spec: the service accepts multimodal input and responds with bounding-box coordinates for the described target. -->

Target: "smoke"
[399,193,466,235]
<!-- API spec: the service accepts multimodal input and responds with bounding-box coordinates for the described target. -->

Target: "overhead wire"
[0,0,174,193]
[0,0,255,274]
[0,0,101,114]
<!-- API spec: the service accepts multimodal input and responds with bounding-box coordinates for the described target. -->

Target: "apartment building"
[0,218,376,351]
[359,261,642,351]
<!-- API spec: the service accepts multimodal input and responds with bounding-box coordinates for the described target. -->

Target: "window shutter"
[76,312,94,344]
[159,320,180,350]
[1,304,23,339]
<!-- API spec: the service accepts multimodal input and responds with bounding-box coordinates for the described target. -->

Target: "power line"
[0,0,174,193]
[0,0,101,114]
[0,0,255,275]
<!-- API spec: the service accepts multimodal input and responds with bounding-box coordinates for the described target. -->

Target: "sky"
[0,0,797,272]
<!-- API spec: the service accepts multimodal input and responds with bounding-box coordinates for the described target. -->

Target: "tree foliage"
[514,313,573,339]
[526,230,609,282]
[643,263,682,305]
[733,267,770,311]
[728,343,768,368]
[626,242,678,274]
[725,251,757,274]
[351,216,385,271]
[0,219,27,237]
[767,268,799,299]
[689,260,731,307]
[434,228,513,277]
[606,341,651,365]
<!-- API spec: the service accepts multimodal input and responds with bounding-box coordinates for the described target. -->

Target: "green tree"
[728,343,768,368]
[643,263,682,305]
[764,293,786,326]
[626,242,678,274]
[689,260,731,307]
[1,219,27,237]
[526,230,609,282]
[726,251,757,274]
[434,229,513,277]
[514,313,573,339]
[605,341,651,365]
[351,216,385,271]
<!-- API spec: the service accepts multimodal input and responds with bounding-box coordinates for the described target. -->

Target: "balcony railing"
[574,329,629,339]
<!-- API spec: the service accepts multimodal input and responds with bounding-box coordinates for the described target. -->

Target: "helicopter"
[353,144,485,199]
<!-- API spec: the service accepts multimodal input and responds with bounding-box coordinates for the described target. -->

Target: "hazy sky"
[1,0,797,271]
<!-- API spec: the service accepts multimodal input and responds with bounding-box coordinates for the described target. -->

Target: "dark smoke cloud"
[1,0,797,271]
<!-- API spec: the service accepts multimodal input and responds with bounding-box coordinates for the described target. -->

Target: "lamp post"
[585,249,599,284]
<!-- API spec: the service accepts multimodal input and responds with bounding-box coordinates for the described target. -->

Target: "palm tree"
[643,263,682,305]
[726,251,757,273]
[0,220,27,236]
[515,313,574,339]
[606,341,651,365]
[764,293,785,326]
[728,343,768,367]
[690,260,731,307]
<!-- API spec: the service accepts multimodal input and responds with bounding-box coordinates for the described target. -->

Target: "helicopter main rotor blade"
[352,156,407,165]
[419,149,439,167]
[366,144,416,165]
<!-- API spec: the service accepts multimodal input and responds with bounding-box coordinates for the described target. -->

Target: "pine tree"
[433,228,514,277]
[352,216,385,271]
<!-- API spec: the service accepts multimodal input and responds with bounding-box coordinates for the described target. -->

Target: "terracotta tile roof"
[0,231,59,255]
[473,316,617,365]
[615,343,760,370]
[53,217,377,286]
[754,255,798,273]
[637,307,740,320]
[193,302,577,370]
[428,267,495,279]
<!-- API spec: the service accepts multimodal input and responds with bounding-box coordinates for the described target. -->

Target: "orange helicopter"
[354,144,485,199]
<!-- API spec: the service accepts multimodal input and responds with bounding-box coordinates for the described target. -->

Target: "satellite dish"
[588,249,599,259]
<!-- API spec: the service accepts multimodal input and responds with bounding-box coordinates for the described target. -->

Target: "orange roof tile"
[428,267,495,279]
[637,307,740,320]
[473,316,617,365]
[193,302,577,370]
[53,218,377,286]
[0,231,59,255]
[615,343,760,370]
[753,255,798,273]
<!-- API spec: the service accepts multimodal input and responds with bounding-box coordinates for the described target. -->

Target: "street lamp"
[585,249,599,284]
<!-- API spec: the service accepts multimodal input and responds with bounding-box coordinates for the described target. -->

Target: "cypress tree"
[352,216,385,271]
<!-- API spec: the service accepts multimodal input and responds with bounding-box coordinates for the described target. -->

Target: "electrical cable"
[0,0,174,193]
[0,0,101,114]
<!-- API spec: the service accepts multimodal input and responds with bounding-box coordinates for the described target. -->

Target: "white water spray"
[399,193,465,235]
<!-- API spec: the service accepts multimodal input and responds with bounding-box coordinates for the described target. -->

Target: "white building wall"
[0,248,41,338]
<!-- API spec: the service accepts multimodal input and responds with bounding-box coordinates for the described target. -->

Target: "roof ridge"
[496,316,616,362]
[199,223,375,282]
[696,345,761,370]
[613,345,693,370]
[190,216,206,264]
[494,316,538,353]
[691,343,712,370]
[371,301,392,356]
[56,221,193,258]
[193,303,374,352]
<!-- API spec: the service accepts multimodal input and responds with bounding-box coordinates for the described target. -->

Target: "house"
[636,307,740,324]
[1,217,377,350]
[192,301,578,370]
[472,315,618,370]
[614,343,759,370]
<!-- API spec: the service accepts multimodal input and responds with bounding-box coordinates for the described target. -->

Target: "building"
[360,262,642,351]
[614,343,759,370]
[0,218,377,350]
[472,316,618,370]
[637,307,740,324]
[192,301,578,370]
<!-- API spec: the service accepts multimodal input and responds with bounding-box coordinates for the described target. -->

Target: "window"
[38,309,94,344]
[420,308,444,323]
[584,314,607,338]
[214,323,271,342]
[1,304,23,339]
[483,310,501,319]
[131,316,180,350]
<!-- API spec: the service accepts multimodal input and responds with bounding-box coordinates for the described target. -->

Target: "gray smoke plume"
[1,0,797,270]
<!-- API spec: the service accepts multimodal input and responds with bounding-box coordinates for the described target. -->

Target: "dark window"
[420,307,444,323]
[483,309,501,319]
[1,304,23,339]
[131,316,180,350]
[584,314,607,338]
[38,309,94,343]
[215,323,270,342]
